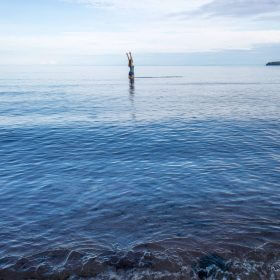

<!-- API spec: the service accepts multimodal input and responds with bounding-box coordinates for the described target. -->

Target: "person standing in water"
[126,52,134,80]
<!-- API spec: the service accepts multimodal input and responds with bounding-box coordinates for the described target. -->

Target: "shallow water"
[0,66,280,279]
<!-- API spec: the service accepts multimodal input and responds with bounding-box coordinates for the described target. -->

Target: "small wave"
[1,240,280,279]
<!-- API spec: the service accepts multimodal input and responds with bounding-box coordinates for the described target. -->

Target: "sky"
[0,0,280,65]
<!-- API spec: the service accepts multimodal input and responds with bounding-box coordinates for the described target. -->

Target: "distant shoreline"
[266,61,280,66]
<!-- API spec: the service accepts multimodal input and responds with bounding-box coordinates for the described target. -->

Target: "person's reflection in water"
[129,78,135,95]
[129,79,136,121]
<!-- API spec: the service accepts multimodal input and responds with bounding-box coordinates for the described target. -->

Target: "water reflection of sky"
[0,66,280,127]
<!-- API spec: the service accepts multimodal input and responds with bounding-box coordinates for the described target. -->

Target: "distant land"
[266,61,280,66]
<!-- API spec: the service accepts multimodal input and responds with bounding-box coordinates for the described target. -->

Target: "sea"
[0,65,279,279]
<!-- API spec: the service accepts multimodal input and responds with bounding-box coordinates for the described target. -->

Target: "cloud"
[173,0,280,18]
[64,0,211,13]
[64,0,114,8]
[69,0,280,19]
[1,0,280,64]
[255,12,280,22]
[1,28,280,56]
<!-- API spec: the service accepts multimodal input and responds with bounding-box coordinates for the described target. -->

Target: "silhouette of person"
[126,52,134,80]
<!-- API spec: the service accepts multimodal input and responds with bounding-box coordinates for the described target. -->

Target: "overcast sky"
[0,0,279,65]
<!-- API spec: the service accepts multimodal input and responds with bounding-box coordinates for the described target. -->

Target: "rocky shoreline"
[266,61,280,66]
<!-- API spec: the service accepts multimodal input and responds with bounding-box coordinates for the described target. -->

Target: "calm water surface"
[0,66,280,279]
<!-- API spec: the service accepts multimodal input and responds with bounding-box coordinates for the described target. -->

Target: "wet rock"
[80,257,106,277]
[193,253,229,279]
[152,258,182,273]
[115,251,142,270]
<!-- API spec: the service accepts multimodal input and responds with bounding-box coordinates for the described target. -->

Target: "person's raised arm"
[126,53,130,61]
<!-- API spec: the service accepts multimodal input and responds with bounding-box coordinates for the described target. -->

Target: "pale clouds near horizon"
[0,0,280,64]
[64,0,211,12]
[68,0,280,18]
[188,0,280,17]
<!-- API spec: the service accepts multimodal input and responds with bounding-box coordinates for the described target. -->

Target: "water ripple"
[0,66,280,279]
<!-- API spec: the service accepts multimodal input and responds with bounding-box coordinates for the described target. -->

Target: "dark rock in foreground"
[266,61,280,66]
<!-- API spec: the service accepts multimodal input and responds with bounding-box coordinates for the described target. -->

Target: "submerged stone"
[193,253,229,279]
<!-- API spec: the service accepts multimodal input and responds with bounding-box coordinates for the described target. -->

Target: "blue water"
[0,66,280,279]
